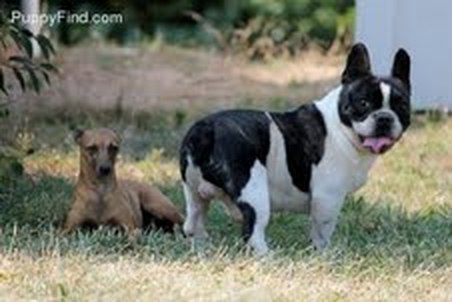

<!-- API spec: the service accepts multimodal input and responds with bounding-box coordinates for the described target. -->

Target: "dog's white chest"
[266,121,310,212]
[313,93,377,195]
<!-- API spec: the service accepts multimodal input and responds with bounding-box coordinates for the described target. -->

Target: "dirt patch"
[16,43,342,112]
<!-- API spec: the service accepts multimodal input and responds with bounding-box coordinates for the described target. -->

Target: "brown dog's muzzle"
[97,163,112,177]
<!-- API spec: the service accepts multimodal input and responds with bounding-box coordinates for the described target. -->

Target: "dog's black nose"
[98,165,112,176]
[377,114,394,126]
[374,112,394,137]
[375,112,394,131]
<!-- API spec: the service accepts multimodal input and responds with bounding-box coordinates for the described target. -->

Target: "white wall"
[356,0,452,109]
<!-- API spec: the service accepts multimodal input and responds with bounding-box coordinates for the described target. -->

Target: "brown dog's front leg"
[115,218,141,244]
[126,228,142,243]
[60,216,83,236]
[60,204,88,235]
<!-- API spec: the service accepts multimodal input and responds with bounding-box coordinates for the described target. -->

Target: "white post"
[20,0,41,57]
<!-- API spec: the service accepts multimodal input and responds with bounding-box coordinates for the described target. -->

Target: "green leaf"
[37,34,56,58]
[20,28,34,37]
[10,30,34,58]
[20,34,34,58]
[25,67,41,94]
[9,56,32,65]
[0,12,7,27]
[37,37,50,60]
[0,68,8,95]
[40,63,58,73]
[12,67,26,92]
[9,23,21,32]
[41,70,51,86]
[0,37,8,50]
[9,29,22,48]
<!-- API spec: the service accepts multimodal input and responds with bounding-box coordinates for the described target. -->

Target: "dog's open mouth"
[359,136,395,154]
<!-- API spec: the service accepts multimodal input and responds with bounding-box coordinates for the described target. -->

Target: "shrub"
[28,0,354,57]
[0,10,57,184]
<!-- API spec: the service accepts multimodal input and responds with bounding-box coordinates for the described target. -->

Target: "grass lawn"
[1,108,451,301]
[0,45,451,301]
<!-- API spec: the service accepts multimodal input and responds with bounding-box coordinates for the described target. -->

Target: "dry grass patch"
[0,254,450,301]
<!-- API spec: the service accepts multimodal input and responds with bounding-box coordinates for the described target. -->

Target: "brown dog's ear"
[73,129,85,145]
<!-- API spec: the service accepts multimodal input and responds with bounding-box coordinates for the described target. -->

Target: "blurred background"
[3,0,450,111]
[5,0,355,54]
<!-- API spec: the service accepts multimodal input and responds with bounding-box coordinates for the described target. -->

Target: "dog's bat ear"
[392,48,411,92]
[342,43,372,84]
[73,128,85,144]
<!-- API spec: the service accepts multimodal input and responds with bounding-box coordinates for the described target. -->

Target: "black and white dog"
[179,43,411,255]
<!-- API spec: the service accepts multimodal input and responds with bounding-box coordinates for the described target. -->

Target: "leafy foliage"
[38,0,354,58]
[0,10,58,185]
[0,11,58,97]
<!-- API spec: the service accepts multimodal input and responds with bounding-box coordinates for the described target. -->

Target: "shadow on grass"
[1,176,451,270]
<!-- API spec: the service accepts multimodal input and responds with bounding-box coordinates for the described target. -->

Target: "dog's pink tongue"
[362,137,393,154]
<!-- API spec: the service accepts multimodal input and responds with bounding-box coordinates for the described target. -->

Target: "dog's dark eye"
[87,145,98,154]
[108,144,119,153]
[358,99,370,110]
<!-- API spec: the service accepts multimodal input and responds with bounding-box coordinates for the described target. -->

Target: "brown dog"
[62,128,183,237]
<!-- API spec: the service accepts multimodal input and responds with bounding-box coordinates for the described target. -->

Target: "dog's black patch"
[339,76,385,126]
[270,104,327,192]
[237,202,256,242]
[387,78,411,130]
[180,110,270,199]
[180,106,327,197]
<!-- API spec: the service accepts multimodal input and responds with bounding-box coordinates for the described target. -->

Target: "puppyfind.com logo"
[10,10,124,27]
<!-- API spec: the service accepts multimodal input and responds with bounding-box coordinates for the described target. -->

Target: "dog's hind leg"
[182,182,210,246]
[237,160,270,256]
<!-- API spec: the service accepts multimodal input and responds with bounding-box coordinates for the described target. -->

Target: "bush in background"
[6,0,354,59]
[0,9,57,185]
